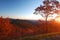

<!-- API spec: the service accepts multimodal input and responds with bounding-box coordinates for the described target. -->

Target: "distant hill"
[10,18,60,33]
[10,19,47,27]
[10,19,38,25]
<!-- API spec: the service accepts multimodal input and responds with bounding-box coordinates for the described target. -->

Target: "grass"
[20,32,60,40]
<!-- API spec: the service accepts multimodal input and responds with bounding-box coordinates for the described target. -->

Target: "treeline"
[0,17,60,40]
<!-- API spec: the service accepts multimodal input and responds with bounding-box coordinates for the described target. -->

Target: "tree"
[33,0,60,33]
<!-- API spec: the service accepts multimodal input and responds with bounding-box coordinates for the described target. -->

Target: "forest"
[0,17,60,40]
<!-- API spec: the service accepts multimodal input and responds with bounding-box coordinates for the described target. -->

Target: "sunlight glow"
[17,13,58,20]
[29,14,44,20]
[55,17,60,22]
[18,14,45,20]
[52,14,58,19]
[12,13,59,21]
[47,14,58,20]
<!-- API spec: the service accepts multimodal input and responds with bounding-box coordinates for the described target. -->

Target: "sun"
[55,17,60,22]
[48,14,60,22]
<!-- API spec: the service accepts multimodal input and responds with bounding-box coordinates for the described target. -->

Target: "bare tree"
[33,0,60,33]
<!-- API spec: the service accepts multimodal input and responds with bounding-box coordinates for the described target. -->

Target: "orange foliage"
[0,17,60,39]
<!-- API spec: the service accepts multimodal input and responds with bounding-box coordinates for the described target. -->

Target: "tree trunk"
[45,15,48,33]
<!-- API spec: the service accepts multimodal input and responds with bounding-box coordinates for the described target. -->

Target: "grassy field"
[20,32,60,40]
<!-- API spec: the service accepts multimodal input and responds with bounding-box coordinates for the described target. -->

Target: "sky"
[0,0,60,20]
